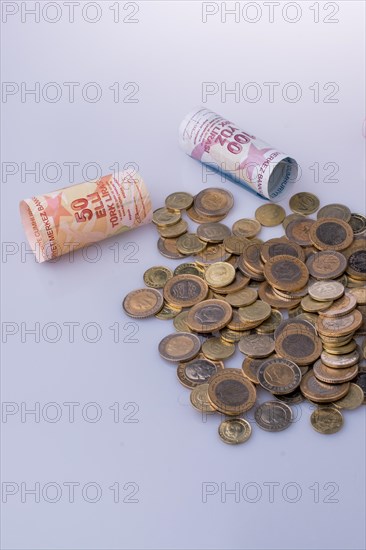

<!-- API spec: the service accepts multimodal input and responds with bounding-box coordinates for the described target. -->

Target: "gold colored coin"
[346,276,366,288]
[238,255,265,282]
[158,219,188,238]
[264,255,309,292]
[176,233,207,255]
[232,218,261,238]
[249,237,264,245]
[347,287,366,304]
[257,357,302,394]
[165,191,194,210]
[163,274,209,307]
[296,312,318,326]
[177,353,224,389]
[173,310,191,332]
[194,188,234,217]
[186,205,226,224]
[316,309,363,337]
[226,309,252,331]
[157,237,186,259]
[218,418,252,445]
[318,292,357,317]
[208,369,257,415]
[304,246,318,260]
[272,284,309,300]
[317,203,351,221]
[309,218,354,251]
[152,207,181,227]
[258,281,301,310]
[241,356,268,384]
[190,383,216,413]
[285,217,315,246]
[362,337,366,359]
[143,266,173,288]
[300,371,350,403]
[240,242,264,274]
[220,328,250,344]
[356,304,366,335]
[255,204,286,227]
[308,280,344,302]
[196,222,231,243]
[194,243,231,265]
[256,310,283,334]
[223,287,258,307]
[282,213,304,230]
[186,299,233,333]
[313,359,358,384]
[289,192,320,215]
[223,235,250,255]
[211,271,250,295]
[173,263,205,278]
[238,300,272,325]
[319,333,354,346]
[202,337,236,360]
[333,383,364,409]
[310,407,343,434]
[323,340,357,355]
[323,343,356,355]
[155,302,182,320]
[204,262,236,288]
[301,295,333,313]
[123,288,164,318]
[158,332,201,362]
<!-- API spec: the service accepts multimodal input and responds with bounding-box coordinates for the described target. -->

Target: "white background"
[1,1,365,549]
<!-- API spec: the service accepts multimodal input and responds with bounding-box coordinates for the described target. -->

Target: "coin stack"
[123,189,366,443]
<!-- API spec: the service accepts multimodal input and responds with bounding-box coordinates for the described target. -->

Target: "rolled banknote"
[19,170,152,262]
[179,107,298,201]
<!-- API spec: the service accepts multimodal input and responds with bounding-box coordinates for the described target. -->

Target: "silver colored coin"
[254,401,293,432]
[320,349,360,369]
[238,333,275,358]
[308,280,345,302]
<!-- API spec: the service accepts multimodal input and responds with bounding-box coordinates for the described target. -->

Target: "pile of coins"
[123,189,366,443]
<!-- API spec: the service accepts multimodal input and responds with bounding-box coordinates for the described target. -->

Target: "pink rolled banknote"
[179,107,298,201]
[19,170,153,262]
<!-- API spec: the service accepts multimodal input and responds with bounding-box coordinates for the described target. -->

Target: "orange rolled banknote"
[19,170,153,262]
